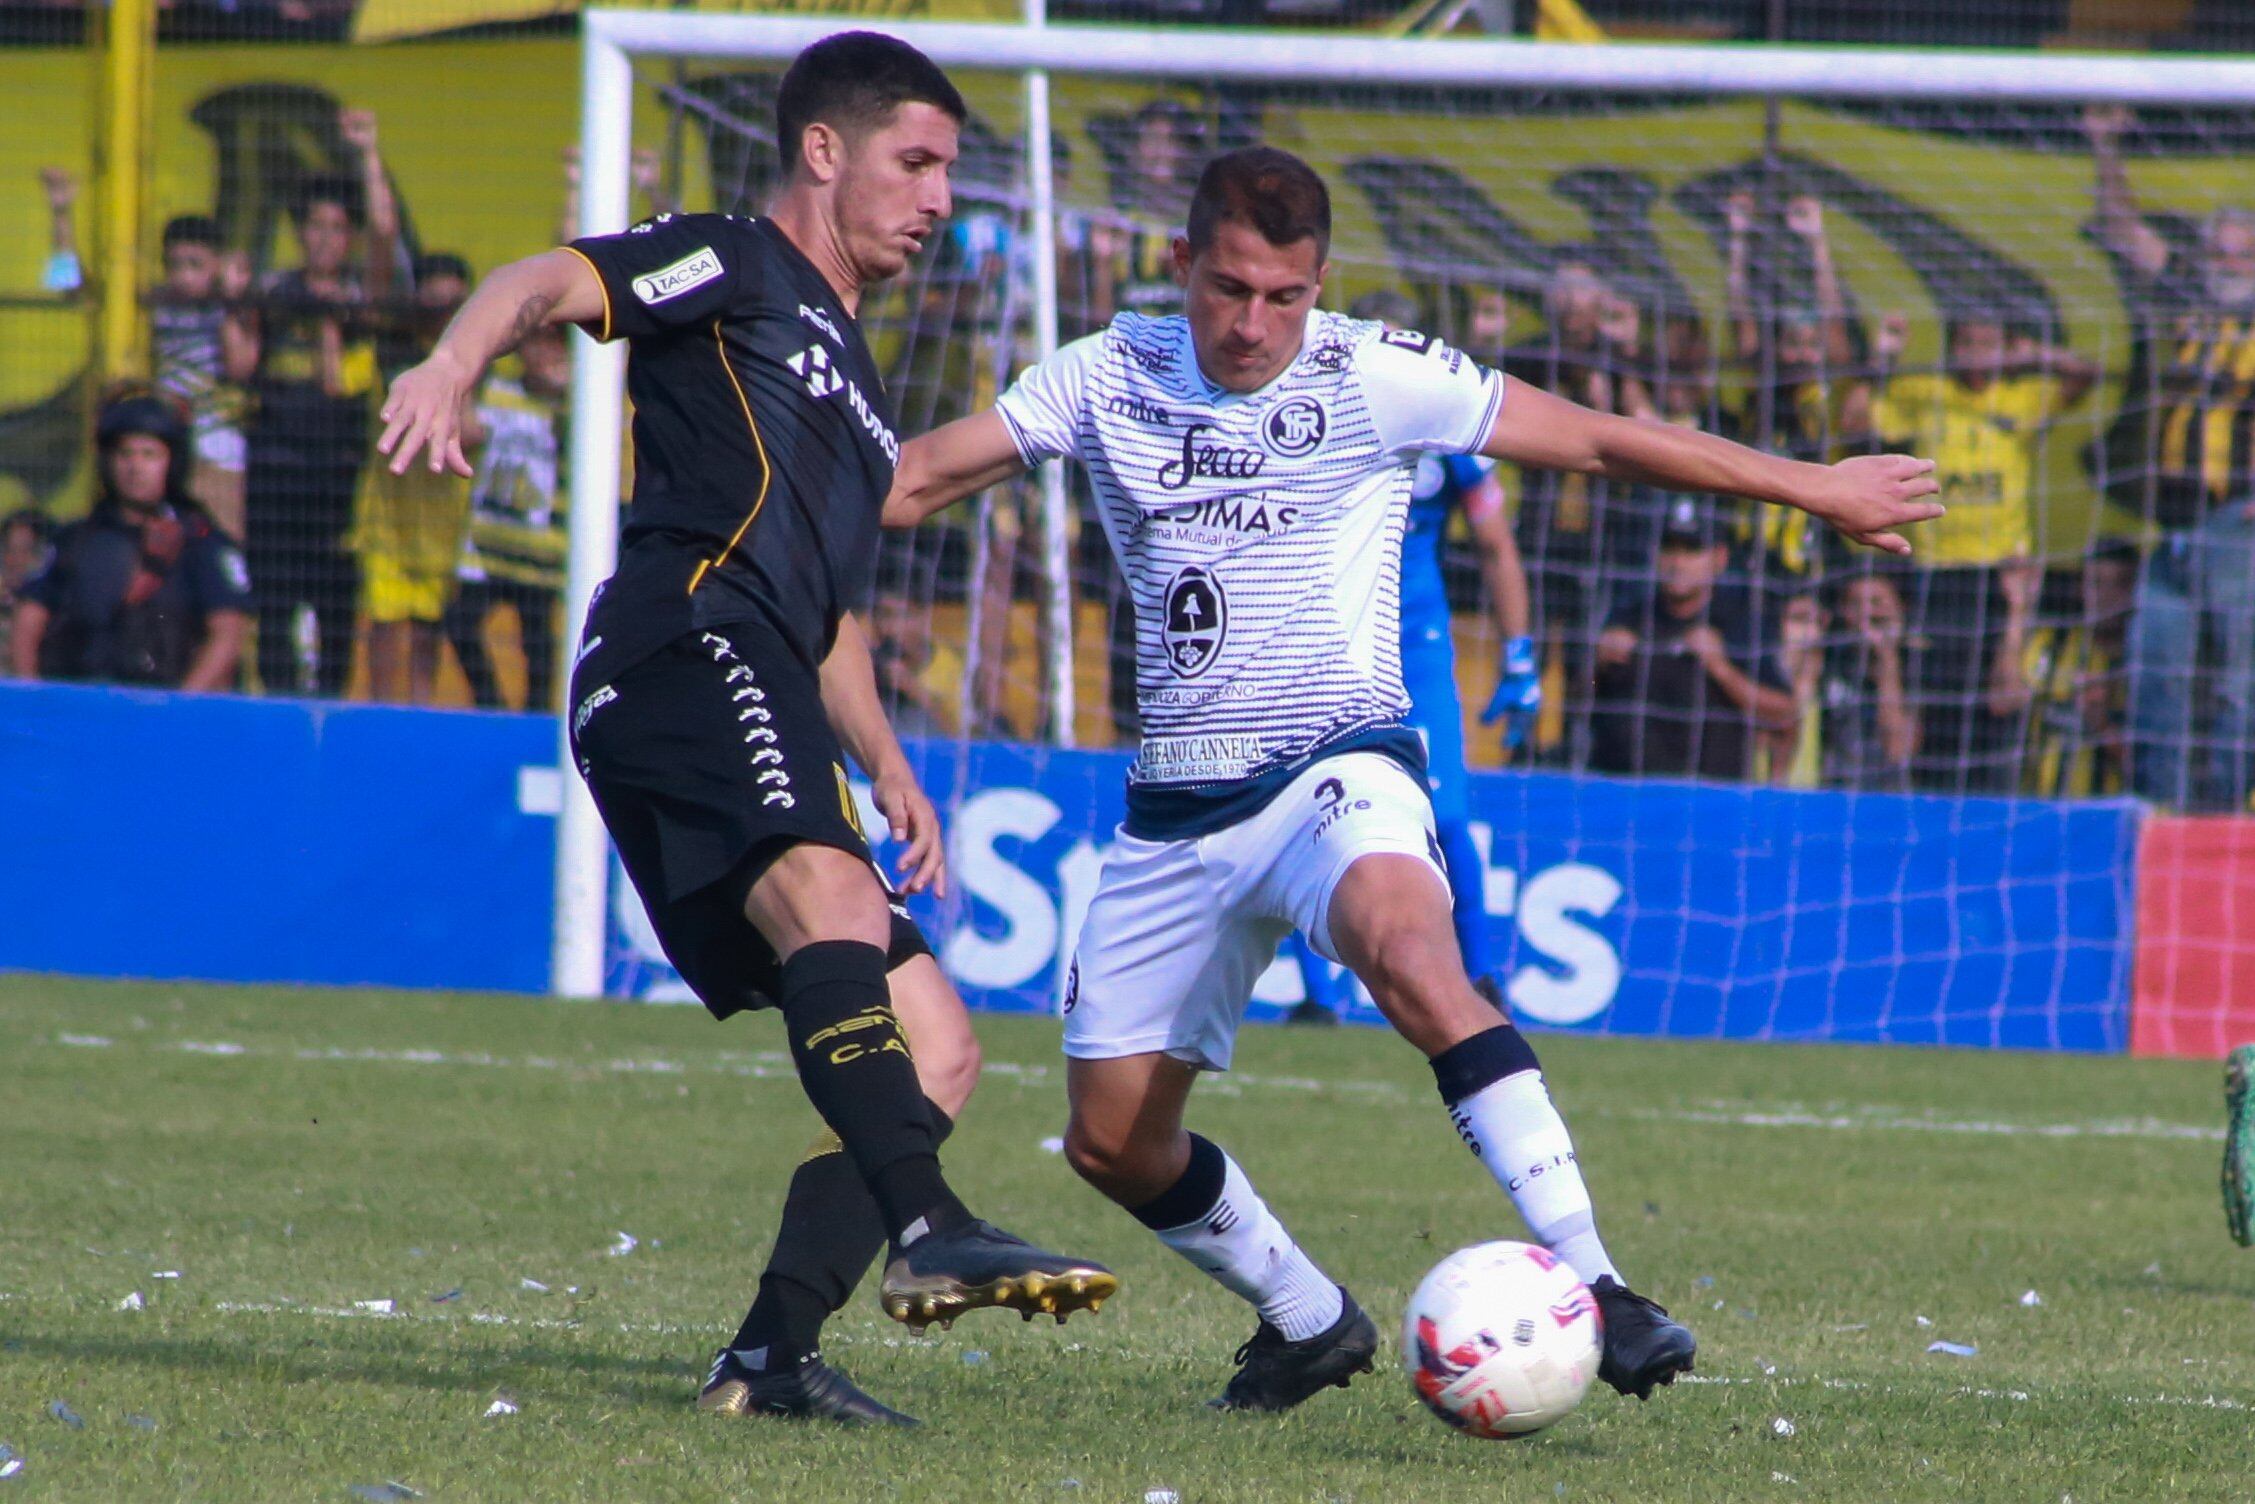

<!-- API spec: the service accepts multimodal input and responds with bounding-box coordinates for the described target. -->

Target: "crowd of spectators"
[4,97,2250,814]
[1361,104,2246,812]
[6,105,578,712]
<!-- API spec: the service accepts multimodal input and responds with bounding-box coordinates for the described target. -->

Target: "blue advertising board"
[613,738,2138,1053]
[0,682,558,994]
[3,684,2134,1051]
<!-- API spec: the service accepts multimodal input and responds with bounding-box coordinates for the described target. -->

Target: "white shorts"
[1064,751,1446,1072]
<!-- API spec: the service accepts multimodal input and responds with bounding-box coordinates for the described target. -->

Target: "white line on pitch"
[46,1032,2224,1143]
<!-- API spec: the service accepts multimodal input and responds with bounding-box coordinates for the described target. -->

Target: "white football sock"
[1448,1069,1620,1286]
[1150,1149,1343,1341]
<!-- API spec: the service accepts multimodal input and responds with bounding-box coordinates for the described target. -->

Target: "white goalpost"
[554,10,2255,1002]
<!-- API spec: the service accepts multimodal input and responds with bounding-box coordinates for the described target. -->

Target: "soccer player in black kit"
[377,33,1115,1427]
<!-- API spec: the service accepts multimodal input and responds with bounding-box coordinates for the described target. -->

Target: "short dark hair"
[2088,538,2141,572]
[774,31,966,174]
[1186,147,1330,264]
[292,173,361,227]
[1131,98,1197,143]
[162,214,222,252]
[1,505,51,546]
[413,252,472,286]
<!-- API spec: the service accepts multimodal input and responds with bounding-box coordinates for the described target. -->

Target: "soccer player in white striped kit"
[888,147,1942,1411]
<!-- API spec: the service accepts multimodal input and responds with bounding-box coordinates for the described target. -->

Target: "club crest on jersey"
[1263,397,1326,458]
[1161,565,1227,678]
[1157,424,1264,490]
[631,245,723,304]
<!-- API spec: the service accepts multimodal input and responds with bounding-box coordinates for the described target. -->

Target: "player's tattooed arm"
[820,613,947,897]
[1481,374,1944,557]
[884,410,1030,528]
[378,249,602,477]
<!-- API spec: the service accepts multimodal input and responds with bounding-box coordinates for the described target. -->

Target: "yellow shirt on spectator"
[1872,373,2068,567]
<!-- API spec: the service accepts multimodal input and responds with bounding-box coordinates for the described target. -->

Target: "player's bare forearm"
[1483,376,1942,556]
[434,251,601,376]
[822,613,947,895]
[885,411,1029,527]
[821,613,911,782]
[379,251,600,477]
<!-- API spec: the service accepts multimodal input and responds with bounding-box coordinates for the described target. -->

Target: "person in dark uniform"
[1589,496,1798,781]
[10,395,251,691]
[374,32,1114,1428]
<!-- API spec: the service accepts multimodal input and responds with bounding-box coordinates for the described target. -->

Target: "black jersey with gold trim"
[567,212,897,676]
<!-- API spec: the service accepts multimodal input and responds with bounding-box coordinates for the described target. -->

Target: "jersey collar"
[1184,319,1315,407]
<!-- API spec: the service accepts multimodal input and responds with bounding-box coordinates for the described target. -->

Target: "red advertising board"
[2133,816,2255,1058]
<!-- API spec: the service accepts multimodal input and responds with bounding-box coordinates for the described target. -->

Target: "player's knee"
[1062,1116,1156,1202]
[1060,1118,1119,1186]
[920,1026,982,1118]
[747,844,893,953]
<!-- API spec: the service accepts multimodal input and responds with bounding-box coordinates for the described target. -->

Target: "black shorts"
[569,617,931,1020]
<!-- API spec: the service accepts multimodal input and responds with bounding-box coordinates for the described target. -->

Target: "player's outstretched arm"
[378,249,604,478]
[820,612,947,897]
[1480,375,1943,557]
[885,410,1031,528]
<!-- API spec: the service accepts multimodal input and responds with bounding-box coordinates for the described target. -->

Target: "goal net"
[575,14,2255,1048]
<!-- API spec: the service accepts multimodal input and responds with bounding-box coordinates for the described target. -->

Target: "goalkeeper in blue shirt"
[1287,290,1541,1022]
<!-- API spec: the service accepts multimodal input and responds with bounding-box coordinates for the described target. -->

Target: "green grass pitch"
[2,975,2248,1502]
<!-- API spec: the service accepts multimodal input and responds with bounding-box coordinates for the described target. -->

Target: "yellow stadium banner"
[351,0,1015,46]
[4,32,2250,549]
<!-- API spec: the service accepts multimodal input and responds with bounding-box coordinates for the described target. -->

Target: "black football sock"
[780,941,969,1245]
[730,1102,958,1365]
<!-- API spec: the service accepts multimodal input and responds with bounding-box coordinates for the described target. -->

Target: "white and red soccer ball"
[1402,1240,1602,1439]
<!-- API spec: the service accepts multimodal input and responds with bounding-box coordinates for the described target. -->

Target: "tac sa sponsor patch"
[632,247,724,305]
